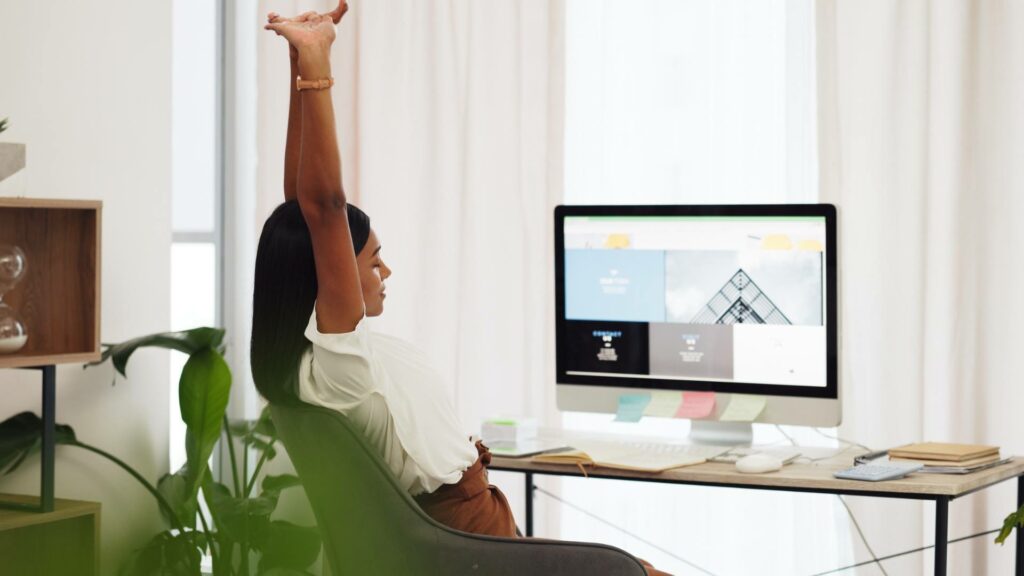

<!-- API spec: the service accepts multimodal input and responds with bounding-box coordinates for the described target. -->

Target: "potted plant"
[0,327,321,575]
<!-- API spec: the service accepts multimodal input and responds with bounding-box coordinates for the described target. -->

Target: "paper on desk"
[720,394,767,422]
[615,394,651,422]
[674,391,716,418]
[643,391,683,417]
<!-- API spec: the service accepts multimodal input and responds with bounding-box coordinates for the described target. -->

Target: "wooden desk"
[0,493,101,576]
[490,451,1024,576]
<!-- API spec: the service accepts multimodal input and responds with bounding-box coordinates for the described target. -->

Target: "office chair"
[271,402,648,576]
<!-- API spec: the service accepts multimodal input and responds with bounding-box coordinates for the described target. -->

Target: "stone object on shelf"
[0,143,26,183]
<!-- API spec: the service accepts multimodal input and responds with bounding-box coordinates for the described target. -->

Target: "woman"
[253,4,669,575]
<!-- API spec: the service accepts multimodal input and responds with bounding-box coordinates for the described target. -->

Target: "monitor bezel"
[554,203,838,400]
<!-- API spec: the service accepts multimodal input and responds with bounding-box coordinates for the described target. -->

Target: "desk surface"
[490,452,1024,499]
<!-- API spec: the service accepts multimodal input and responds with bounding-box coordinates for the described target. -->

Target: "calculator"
[833,462,924,482]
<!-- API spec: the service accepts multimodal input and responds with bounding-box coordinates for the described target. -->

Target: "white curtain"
[817,1,1024,573]
[553,2,857,575]
[255,0,566,524]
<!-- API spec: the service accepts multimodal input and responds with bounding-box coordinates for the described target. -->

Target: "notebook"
[888,443,999,462]
[530,447,710,474]
[889,452,1002,468]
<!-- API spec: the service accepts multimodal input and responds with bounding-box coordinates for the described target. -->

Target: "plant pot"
[0,143,26,183]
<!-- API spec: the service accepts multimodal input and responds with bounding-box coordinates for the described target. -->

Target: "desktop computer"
[555,204,839,444]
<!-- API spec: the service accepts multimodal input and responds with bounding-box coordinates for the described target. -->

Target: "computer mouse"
[735,453,784,474]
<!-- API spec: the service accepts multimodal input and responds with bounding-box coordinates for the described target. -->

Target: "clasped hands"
[265,0,348,58]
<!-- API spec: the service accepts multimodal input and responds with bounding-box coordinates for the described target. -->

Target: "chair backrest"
[272,402,649,576]
[271,402,440,575]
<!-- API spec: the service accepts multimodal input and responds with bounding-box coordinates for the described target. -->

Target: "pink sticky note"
[675,392,716,419]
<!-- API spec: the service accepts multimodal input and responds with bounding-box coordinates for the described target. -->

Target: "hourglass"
[0,244,28,353]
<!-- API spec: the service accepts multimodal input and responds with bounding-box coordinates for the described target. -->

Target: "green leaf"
[202,476,233,515]
[248,436,278,460]
[996,505,1024,545]
[204,473,278,548]
[119,530,202,576]
[88,327,226,378]
[228,407,279,461]
[0,412,77,475]
[261,474,302,494]
[179,348,231,500]
[214,495,275,546]
[0,118,8,134]
[257,521,322,573]
[156,466,197,530]
[228,419,256,437]
[201,476,232,543]
[254,405,277,437]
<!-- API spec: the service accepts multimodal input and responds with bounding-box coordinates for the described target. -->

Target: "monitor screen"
[555,204,838,399]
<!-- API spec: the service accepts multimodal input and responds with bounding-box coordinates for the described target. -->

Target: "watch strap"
[296,76,335,91]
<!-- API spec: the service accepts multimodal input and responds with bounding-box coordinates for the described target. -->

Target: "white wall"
[0,2,172,574]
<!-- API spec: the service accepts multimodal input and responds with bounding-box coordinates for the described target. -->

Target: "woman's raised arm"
[265,8,364,334]
[268,3,348,202]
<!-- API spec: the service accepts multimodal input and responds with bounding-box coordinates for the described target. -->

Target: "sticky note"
[798,239,824,252]
[719,394,767,422]
[674,392,716,419]
[762,234,793,250]
[604,234,631,249]
[643,391,683,417]
[615,394,651,422]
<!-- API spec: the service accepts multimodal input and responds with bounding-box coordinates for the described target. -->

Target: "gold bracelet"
[296,76,335,91]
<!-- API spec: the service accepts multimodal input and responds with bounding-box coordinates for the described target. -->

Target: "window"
[171,0,222,472]
[558,1,847,573]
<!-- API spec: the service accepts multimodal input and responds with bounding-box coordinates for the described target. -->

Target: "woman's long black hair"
[251,200,370,404]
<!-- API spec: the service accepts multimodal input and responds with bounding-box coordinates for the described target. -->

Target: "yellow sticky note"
[719,394,767,422]
[604,234,631,249]
[643,391,683,417]
[798,239,824,252]
[761,235,793,250]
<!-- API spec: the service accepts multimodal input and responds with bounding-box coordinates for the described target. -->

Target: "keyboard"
[572,439,733,472]
[833,462,924,482]
[605,440,733,459]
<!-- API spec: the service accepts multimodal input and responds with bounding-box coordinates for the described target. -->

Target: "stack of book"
[888,442,1010,474]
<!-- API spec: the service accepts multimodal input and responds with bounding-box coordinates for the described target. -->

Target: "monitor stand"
[689,420,753,446]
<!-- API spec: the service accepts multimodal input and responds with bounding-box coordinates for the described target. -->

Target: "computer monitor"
[555,204,839,443]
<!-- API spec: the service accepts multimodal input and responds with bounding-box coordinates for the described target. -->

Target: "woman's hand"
[267,1,347,26]
[267,0,348,59]
[265,13,337,57]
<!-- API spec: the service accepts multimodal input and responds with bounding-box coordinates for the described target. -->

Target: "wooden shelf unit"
[0,197,102,368]
[0,493,100,576]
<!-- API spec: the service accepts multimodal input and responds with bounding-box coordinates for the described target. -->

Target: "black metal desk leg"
[525,472,534,537]
[40,365,56,513]
[1016,476,1023,576]
[935,496,949,576]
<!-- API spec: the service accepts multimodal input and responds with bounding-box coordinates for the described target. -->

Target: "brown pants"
[416,441,673,576]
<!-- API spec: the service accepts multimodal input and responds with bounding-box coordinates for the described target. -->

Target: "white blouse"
[297,311,478,496]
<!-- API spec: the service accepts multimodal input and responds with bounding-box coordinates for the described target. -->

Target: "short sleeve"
[300,310,377,409]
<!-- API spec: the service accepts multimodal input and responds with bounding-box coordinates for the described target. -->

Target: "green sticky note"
[643,391,683,417]
[719,394,767,422]
[615,394,651,423]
